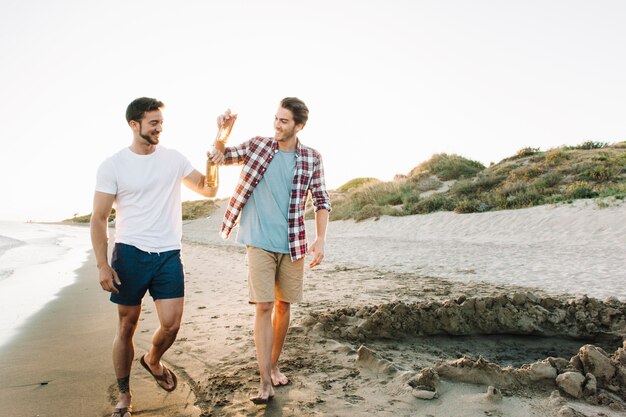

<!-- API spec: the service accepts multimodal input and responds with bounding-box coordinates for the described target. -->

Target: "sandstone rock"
[407,367,439,391]
[548,357,571,372]
[524,359,557,381]
[412,389,437,400]
[556,371,585,398]
[582,372,597,396]
[526,292,540,304]
[579,344,616,384]
[605,296,620,304]
[512,292,528,306]
[557,405,586,417]
[549,390,566,407]
[485,385,502,403]
[615,345,626,366]
[616,366,626,388]
[434,356,517,388]
[356,345,397,375]
[312,322,324,333]
[540,297,559,309]
[569,355,584,372]
[596,390,626,408]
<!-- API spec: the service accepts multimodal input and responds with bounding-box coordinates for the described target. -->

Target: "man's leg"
[270,300,291,386]
[270,253,304,387]
[142,297,184,390]
[253,301,276,401]
[113,304,141,411]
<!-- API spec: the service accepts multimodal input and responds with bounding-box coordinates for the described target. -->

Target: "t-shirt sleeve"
[95,158,117,195]
[182,155,193,178]
[175,150,194,178]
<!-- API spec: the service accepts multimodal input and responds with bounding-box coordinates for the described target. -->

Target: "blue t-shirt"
[237,149,296,253]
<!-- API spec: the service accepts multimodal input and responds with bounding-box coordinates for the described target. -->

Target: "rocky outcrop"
[406,367,439,399]
[556,372,585,398]
[306,293,626,342]
[433,342,626,411]
[306,295,626,414]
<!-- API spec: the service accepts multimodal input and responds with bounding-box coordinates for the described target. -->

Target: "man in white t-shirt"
[90,97,228,417]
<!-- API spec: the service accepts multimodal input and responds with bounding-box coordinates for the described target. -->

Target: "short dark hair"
[280,97,309,126]
[125,97,164,124]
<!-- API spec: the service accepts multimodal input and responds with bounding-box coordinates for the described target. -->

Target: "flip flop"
[140,354,178,392]
[111,406,132,417]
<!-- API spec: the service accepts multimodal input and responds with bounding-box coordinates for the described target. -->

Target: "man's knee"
[256,301,274,315]
[160,320,181,336]
[117,306,140,338]
[274,300,290,316]
[117,317,139,339]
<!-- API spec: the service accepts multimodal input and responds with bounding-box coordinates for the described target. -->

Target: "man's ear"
[295,123,305,133]
[129,120,139,131]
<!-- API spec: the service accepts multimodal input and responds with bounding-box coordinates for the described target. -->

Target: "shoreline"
[0,250,201,417]
[0,221,93,347]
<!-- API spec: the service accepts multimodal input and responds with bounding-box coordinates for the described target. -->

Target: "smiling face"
[273,106,303,146]
[131,110,163,146]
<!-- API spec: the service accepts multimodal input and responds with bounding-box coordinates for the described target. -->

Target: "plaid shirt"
[220,136,331,261]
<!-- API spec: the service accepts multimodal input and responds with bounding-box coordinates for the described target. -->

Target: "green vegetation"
[408,153,485,181]
[180,199,219,220]
[330,142,626,221]
[67,209,116,224]
[336,177,379,192]
[64,200,218,223]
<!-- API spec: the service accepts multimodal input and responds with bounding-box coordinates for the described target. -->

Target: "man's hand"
[98,264,121,294]
[307,239,325,268]
[207,148,225,164]
[217,109,237,132]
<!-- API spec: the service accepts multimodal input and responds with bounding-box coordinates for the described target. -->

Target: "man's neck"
[129,138,156,155]
[277,136,297,152]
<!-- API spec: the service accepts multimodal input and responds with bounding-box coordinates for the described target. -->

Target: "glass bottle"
[205,116,236,188]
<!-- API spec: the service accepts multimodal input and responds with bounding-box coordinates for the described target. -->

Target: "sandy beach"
[1,198,625,416]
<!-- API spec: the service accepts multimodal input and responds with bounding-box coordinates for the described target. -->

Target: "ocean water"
[0,221,92,348]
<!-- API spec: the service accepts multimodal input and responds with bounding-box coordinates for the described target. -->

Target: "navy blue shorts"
[110,243,185,306]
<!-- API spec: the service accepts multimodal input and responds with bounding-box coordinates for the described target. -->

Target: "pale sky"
[1,0,625,222]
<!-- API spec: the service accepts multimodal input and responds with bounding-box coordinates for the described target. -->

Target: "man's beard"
[275,126,295,142]
[140,127,159,145]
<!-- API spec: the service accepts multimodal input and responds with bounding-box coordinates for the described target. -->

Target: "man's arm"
[307,154,331,268]
[90,191,120,293]
[308,208,329,268]
[182,169,219,198]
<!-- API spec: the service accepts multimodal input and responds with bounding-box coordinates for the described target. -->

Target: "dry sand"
[1,198,625,416]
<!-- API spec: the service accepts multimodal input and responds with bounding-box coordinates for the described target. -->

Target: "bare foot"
[250,381,274,405]
[271,367,290,387]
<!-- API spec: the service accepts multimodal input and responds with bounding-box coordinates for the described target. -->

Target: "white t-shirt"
[95,146,194,252]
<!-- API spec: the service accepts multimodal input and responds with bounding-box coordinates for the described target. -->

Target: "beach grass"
[328,141,626,221]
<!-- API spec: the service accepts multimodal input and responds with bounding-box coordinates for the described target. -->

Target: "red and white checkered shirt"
[220,136,331,261]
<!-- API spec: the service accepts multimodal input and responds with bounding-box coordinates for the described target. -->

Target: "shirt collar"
[270,137,303,157]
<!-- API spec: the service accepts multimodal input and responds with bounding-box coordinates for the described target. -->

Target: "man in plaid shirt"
[209,97,330,404]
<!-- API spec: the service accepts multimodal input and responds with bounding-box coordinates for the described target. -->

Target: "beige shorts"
[246,246,305,303]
